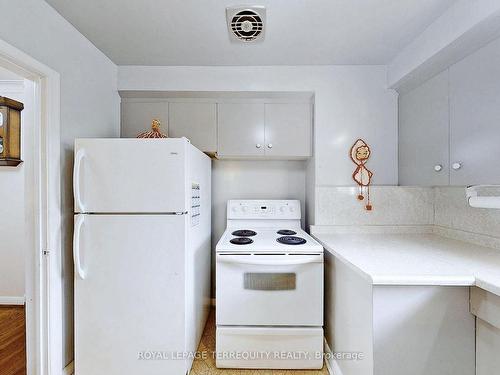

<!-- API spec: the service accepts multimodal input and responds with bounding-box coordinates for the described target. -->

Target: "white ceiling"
[45,0,456,66]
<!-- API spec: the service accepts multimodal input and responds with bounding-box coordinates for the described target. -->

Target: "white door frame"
[0,39,62,375]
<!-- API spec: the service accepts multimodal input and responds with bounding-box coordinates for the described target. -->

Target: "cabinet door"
[264,103,312,158]
[449,41,500,185]
[169,102,217,152]
[121,101,168,138]
[217,103,265,157]
[477,319,500,375]
[398,71,449,186]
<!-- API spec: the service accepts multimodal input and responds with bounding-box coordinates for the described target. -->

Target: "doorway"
[0,67,33,375]
[0,39,62,375]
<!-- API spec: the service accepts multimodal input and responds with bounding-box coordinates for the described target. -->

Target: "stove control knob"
[241,206,248,212]
[231,206,238,212]
[279,206,286,213]
[290,206,295,212]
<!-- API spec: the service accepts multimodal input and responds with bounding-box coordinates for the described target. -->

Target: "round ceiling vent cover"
[227,6,266,42]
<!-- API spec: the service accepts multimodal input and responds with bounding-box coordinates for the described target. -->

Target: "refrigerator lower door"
[74,214,187,375]
[74,138,188,214]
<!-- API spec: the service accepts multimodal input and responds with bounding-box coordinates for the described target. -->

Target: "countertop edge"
[313,234,475,287]
[312,230,500,296]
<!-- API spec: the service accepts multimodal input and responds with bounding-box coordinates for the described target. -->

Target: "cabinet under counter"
[312,227,500,375]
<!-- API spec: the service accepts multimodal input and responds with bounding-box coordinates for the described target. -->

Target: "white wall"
[0,0,120,366]
[118,65,398,249]
[118,65,398,189]
[118,66,398,297]
[0,78,31,301]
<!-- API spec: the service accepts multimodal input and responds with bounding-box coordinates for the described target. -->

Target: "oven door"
[216,253,323,326]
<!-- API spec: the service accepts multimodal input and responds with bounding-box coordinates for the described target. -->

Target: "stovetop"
[216,228,324,253]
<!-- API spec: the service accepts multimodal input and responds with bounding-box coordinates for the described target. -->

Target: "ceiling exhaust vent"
[226,6,266,42]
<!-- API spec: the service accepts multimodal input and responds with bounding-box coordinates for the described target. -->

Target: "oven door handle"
[217,255,322,266]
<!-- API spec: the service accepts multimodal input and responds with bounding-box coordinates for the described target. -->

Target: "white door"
[74,214,187,375]
[74,138,188,213]
[217,103,265,157]
[216,254,323,326]
[264,103,312,158]
[398,71,450,186]
[449,43,500,185]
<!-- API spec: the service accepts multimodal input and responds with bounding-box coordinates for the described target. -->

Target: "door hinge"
[42,249,50,256]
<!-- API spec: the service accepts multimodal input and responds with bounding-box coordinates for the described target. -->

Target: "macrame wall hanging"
[136,119,168,138]
[350,139,373,211]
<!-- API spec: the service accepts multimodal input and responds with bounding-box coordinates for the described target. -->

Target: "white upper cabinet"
[264,103,312,158]
[449,39,500,186]
[120,94,313,159]
[121,101,168,138]
[217,102,312,159]
[398,37,500,186]
[217,103,265,157]
[399,71,449,186]
[169,102,217,153]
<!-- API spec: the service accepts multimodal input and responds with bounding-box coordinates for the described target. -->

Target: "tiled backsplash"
[316,186,434,226]
[435,187,500,238]
[315,186,500,247]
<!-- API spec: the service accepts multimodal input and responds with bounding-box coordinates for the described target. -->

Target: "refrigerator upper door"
[74,214,187,375]
[74,138,188,213]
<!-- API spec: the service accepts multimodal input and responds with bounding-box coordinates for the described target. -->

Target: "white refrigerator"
[73,138,211,375]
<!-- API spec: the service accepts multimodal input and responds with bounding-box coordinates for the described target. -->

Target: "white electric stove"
[215,200,324,369]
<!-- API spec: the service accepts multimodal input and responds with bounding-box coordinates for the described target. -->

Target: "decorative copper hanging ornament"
[350,139,374,210]
[136,119,168,138]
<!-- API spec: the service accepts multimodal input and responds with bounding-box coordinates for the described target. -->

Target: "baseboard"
[324,339,343,375]
[63,361,74,375]
[0,296,25,305]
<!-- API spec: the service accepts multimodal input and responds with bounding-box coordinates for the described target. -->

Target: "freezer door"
[74,138,188,213]
[74,214,187,375]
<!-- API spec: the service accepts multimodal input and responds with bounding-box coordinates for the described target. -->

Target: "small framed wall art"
[0,96,24,167]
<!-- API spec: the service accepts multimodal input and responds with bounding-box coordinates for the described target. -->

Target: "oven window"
[243,273,296,290]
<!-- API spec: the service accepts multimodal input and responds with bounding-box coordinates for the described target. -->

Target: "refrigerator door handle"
[73,149,85,213]
[73,215,86,279]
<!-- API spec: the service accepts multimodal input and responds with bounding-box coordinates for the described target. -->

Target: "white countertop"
[311,230,500,296]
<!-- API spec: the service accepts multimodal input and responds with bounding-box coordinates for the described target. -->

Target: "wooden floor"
[190,310,328,375]
[0,305,26,375]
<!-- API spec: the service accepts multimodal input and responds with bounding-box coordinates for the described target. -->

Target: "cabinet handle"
[256,143,261,149]
[267,143,273,149]
[452,162,462,170]
[434,164,443,172]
